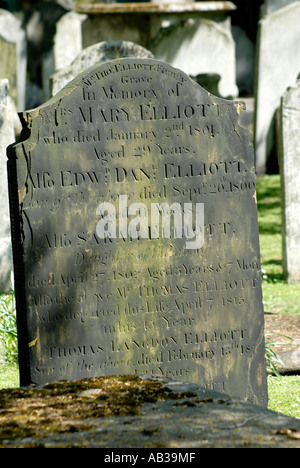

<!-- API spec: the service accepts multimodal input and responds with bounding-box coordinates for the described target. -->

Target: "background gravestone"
[262,0,297,15]
[42,11,87,101]
[8,58,267,406]
[278,76,300,284]
[151,16,238,99]
[254,2,300,175]
[0,9,27,111]
[0,80,15,292]
[51,41,154,97]
[78,2,238,99]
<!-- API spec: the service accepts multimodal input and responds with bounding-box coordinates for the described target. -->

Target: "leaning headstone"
[51,41,154,96]
[8,58,267,406]
[0,9,27,111]
[254,2,300,175]
[278,76,300,284]
[0,80,15,292]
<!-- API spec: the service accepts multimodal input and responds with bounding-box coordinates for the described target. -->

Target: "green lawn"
[257,175,300,419]
[268,375,300,419]
[0,175,299,420]
[256,175,300,318]
[0,363,19,389]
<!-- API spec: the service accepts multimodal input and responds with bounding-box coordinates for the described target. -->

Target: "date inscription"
[9,58,266,405]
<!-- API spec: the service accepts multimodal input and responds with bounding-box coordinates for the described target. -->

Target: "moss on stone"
[0,375,179,446]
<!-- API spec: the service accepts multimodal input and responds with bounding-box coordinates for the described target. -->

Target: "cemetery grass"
[0,175,299,419]
[257,174,300,419]
[256,175,300,317]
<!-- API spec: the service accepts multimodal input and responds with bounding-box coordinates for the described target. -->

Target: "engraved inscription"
[8,58,267,405]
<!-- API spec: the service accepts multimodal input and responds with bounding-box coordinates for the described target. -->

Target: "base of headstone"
[1,375,300,448]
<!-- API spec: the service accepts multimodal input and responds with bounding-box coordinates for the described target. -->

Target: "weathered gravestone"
[42,11,87,101]
[278,75,300,284]
[7,58,267,406]
[254,2,300,175]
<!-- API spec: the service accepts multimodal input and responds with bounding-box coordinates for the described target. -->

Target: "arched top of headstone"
[51,42,154,96]
[19,58,249,154]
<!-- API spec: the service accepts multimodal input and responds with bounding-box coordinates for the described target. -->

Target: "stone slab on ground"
[1,375,300,448]
[265,314,300,374]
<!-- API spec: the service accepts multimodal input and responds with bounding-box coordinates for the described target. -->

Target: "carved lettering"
[164,161,247,180]
[102,84,158,100]
[49,344,104,359]
[78,106,130,124]
[30,172,55,189]
[9,58,266,404]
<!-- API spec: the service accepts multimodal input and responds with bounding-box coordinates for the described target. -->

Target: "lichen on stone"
[0,375,179,446]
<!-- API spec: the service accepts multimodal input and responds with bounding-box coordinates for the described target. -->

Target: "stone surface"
[265,314,300,374]
[278,76,300,284]
[78,2,238,99]
[262,0,297,15]
[43,11,87,101]
[0,80,15,292]
[254,2,300,175]
[238,97,254,135]
[8,58,267,405]
[76,2,237,15]
[0,9,27,111]
[1,376,300,448]
[51,41,154,96]
[151,17,238,98]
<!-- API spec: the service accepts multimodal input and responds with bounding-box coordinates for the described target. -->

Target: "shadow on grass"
[258,219,282,235]
[257,203,282,235]
[263,272,285,283]
[256,175,282,234]
[261,259,284,283]
[256,174,281,200]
